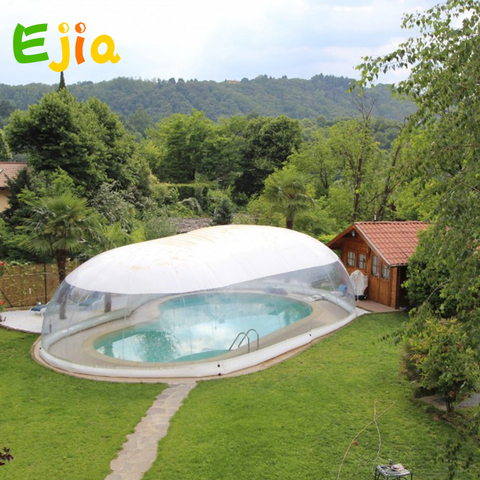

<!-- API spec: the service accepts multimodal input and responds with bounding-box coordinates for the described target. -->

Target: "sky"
[0,0,440,86]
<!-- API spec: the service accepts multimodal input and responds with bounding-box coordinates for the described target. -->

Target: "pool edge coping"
[31,312,359,384]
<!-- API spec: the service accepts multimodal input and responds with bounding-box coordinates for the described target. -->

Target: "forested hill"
[0,74,414,122]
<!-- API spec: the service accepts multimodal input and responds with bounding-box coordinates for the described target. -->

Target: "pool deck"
[1,308,43,333]
[39,294,358,376]
[4,298,370,385]
[356,299,399,313]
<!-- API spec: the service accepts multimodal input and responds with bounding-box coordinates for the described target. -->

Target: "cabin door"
[366,252,391,307]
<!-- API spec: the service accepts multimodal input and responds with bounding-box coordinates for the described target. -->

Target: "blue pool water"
[94,292,312,363]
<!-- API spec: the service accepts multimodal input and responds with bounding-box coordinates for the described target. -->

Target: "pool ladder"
[229,329,260,353]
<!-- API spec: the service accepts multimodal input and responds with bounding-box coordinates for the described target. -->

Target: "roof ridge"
[354,220,428,224]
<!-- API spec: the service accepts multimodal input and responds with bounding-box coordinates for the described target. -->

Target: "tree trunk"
[56,249,68,320]
[376,142,402,221]
[286,217,294,229]
[104,292,112,313]
[59,290,67,320]
[56,249,68,283]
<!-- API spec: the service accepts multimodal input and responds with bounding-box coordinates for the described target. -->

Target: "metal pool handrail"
[229,329,260,353]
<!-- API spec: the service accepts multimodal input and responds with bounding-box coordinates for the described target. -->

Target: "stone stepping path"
[105,382,196,480]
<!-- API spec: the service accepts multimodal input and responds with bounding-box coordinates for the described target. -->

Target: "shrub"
[179,197,203,216]
[212,198,234,225]
[403,305,480,412]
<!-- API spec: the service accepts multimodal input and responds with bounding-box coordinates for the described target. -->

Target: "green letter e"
[13,23,49,63]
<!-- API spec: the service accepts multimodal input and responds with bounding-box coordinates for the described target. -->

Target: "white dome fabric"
[66,225,339,295]
[40,225,356,379]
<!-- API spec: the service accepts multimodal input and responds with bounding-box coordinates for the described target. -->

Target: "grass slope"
[0,329,165,480]
[145,313,477,480]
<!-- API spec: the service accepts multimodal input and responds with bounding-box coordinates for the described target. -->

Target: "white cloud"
[332,5,374,14]
[0,0,439,85]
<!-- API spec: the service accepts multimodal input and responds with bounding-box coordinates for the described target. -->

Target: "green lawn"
[144,313,479,480]
[0,328,165,480]
[1,314,478,480]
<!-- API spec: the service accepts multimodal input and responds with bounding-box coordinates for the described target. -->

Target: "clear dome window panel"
[42,281,70,335]
[44,268,354,368]
[181,292,195,363]
[40,226,357,378]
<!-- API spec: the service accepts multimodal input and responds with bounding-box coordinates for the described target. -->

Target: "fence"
[0,262,79,308]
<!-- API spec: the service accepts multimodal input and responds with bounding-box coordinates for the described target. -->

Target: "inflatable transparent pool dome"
[40,225,356,378]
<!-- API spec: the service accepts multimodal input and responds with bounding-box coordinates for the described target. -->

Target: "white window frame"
[358,253,366,270]
[372,255,379,277]
[381,263,390,280]
[347,251,355,267]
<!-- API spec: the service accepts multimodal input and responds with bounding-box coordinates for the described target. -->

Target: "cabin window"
[372,255,379,277]
[358,253,366,270]
[347,251,355,267]
[381,263,389,280]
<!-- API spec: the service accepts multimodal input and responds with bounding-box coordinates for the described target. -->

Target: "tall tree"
[357,0,480,417]
[86,97,136,190]
[127,107,154,138]
[2,167,46,227]
[6,90,136,193]
[358,0,480,316]
[0,129,12,161]
[146,110,212,182]
[327,117,380,222]
[0,100,15,129]
[144,109,239,186]
[289,130,335,197]
[58,71,66,91]
[235,115,302,198]
[6,90,103,192]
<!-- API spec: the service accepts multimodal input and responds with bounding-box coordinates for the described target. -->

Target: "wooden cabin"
[327,222,428,309]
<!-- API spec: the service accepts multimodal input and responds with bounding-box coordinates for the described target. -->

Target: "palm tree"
[21,193,104,319]
[21,193,102,283]
[263,165,315,229]
[85,222,132,257]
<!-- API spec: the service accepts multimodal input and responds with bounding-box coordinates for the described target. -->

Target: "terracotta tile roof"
[355,221,428,266]
[0,162,27,188]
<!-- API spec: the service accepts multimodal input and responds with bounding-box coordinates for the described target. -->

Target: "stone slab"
[105,382,196,480]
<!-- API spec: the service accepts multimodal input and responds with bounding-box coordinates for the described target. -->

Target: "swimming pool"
[40,226,357,379]
[94,293,312,363]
